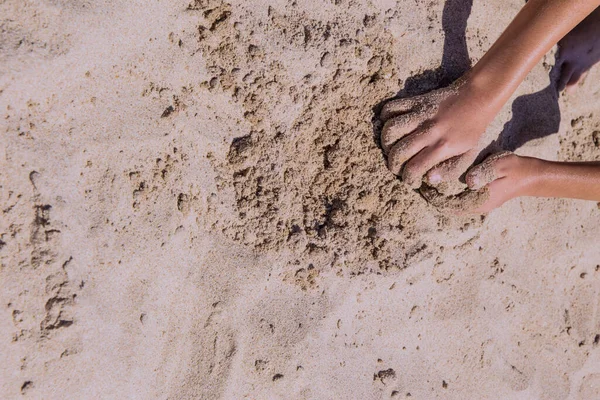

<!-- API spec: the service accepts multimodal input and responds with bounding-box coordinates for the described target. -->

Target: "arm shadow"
[482,57,561,157]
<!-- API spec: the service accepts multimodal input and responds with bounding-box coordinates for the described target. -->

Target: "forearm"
[466,0,600,114]
[526,159,600,201]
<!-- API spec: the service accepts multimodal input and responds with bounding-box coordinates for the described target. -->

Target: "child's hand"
[463,152,538,213]
[380,78,496,189]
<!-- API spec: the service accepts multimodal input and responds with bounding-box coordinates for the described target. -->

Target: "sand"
[2,0,600,398]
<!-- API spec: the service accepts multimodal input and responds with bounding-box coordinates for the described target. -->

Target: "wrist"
[458,68,513,118]
[518,156,551,197]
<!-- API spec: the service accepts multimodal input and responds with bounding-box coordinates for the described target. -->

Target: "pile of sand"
[1,0,600,398]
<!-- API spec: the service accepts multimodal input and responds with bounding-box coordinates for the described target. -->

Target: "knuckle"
[490,152,516,174]
[496,163,508,175]
[402,161,421,182]
[423,121,440,135]
[434,137,451,153]
[388,144,405,162]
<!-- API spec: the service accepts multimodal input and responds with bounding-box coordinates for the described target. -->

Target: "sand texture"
[2,0,600,399]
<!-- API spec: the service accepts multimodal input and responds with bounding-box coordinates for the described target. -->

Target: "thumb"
[466,151,513,190]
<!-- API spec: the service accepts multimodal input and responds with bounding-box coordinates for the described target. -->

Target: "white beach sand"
[2,0,600,398]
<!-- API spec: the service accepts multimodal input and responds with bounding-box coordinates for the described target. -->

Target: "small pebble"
[320,52,333,68]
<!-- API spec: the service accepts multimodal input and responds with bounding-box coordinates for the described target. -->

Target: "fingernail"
[427,172,441,184]
[469,175,480,189]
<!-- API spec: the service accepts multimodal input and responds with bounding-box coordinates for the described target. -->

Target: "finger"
[456,187,493,215]
[380,98,416,121]
[401,140,457,188]
[558,62,574,92]
[465,179,508,214]
[419,185,491,215]
[425,148,478,186]
[386,129,428,177]
[465,151,513,190]
[458,187,493,214]
[380,113,425,154]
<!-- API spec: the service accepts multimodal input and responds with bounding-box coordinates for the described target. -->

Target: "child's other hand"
[463,152,538,213]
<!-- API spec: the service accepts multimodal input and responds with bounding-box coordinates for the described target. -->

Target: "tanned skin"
[380,0,600,213]
[466,155,600,213]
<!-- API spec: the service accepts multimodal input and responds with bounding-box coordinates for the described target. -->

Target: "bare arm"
[530,160,600,200]
[464,154,600,213]
[466,0,600,116]
[380,0,600,188]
